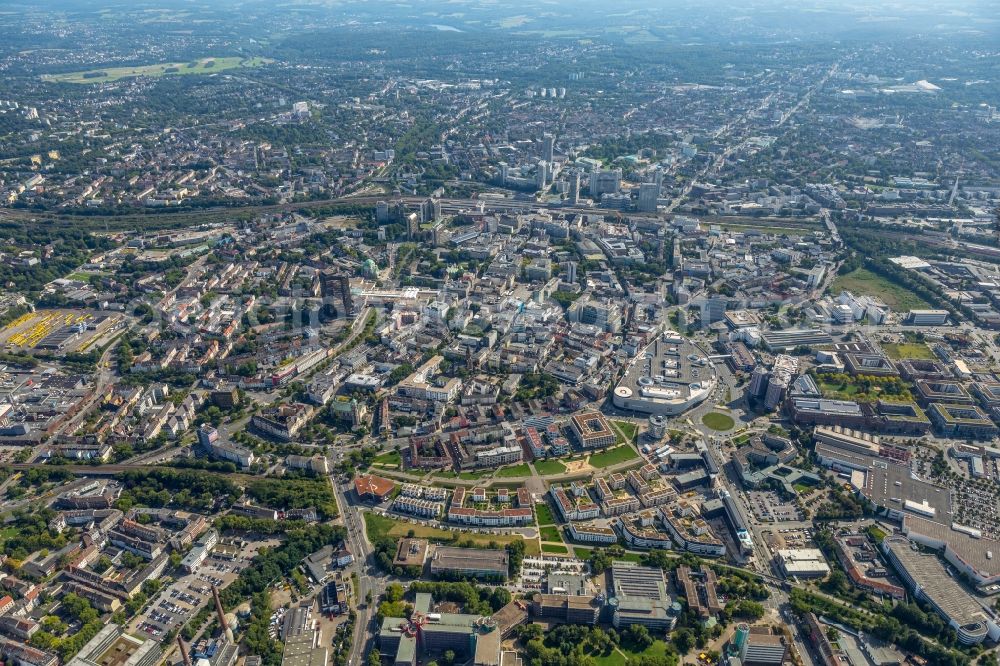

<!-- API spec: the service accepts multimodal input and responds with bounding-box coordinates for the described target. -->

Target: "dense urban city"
[0,2,998,666]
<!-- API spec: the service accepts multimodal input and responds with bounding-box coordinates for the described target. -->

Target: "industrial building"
[429,547,509,580]
[775,549,831,579]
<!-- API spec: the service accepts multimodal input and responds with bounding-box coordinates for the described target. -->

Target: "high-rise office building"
[749,366,770,398]
[320,269,353,318]
[541,134,555,163]
[568,171,581,204]
[590,168,622,197]
[537,161,550,189]
[375,200,390,224]
[419,198,441,224]
[638,182,659,213]
[699,296,728,326]
[566,261,577,284]
[406,212,420,240]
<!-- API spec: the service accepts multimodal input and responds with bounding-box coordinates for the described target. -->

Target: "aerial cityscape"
[0,1,998,666]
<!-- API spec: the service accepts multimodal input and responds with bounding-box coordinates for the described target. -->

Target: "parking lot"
[131,538,276,639]
[762,526,815,551]
[520,556,589,591]
[746,490,802,523]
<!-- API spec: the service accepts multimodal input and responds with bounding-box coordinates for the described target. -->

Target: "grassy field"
[720,223,818,237]
[541,543,569,554]
[588,445,639,469]
[572,549,642,565]
[815,375,862,399]
[539,525,563,542]
[42,56,271,83]
[882,342,935,360]
[702,412,736,431]
[612,420,638,442]
[496,463,531,478]
[535,502,556,526]
[460,470,492,480]
[815,374,913,402]
[363,512,539,555]
[866,525,888,543]
[498,15,530,28]
[592,639,673,666]
[534,459,567,475]
[66,272,102,281]
[830,267,931,311]
[372,450,401,467]
[434,469,492,481]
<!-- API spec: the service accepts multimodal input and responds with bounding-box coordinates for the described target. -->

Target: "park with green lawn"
[372,450,401,468]
[496,463,532,478]
[815,372,914,402]
[533,459,567,475]
[433,468,492,481]
[612,420,638,442]
[588,444,640,469]
[538,525,563,542]
[535,502,556,526]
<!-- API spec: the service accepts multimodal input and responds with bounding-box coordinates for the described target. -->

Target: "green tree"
[671,628,695,655]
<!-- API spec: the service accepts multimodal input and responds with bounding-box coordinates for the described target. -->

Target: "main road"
[330,474,384,666]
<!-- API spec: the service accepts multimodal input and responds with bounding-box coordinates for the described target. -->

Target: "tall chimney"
[177,636,192,666]
[212,585,228,631]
